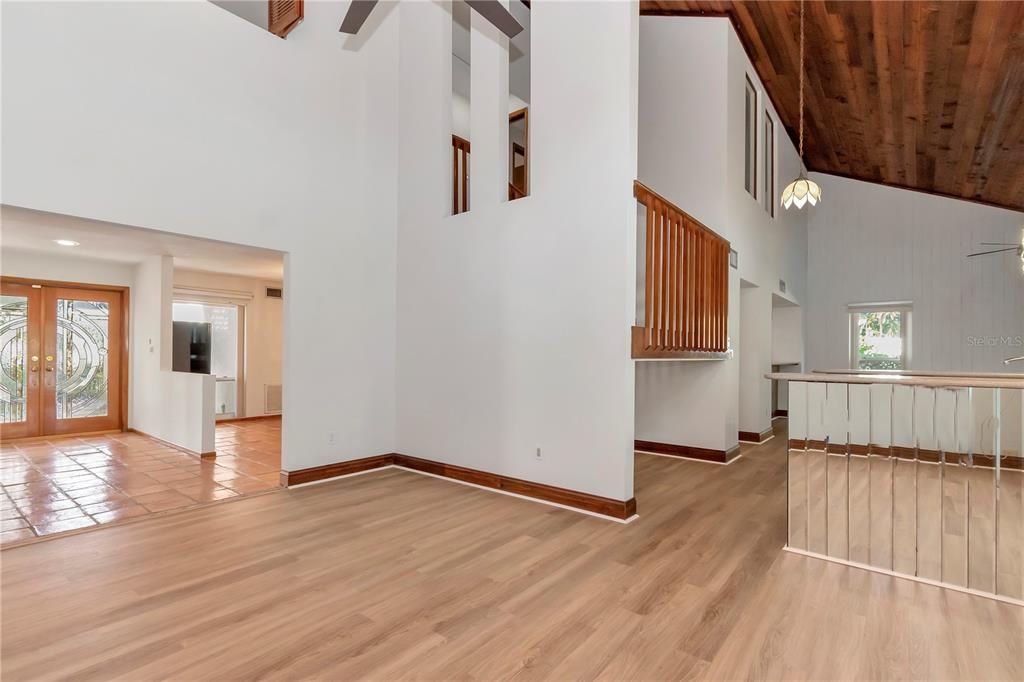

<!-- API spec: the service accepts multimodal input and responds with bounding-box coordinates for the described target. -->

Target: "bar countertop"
[764,371,1024,390]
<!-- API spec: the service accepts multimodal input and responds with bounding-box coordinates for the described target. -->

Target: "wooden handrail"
[633,180,730,356]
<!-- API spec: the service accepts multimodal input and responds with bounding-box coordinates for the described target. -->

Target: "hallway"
[2,418,1020,680]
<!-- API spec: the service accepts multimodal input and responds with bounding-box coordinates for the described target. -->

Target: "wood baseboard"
[635,439,741,464]
[280,454,396,487]
[281,453,637,520]
[772,409,788,418]
[738,427,773,444]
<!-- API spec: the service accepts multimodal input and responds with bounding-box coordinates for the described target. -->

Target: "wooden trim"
[738,427,773,443]
[0,276,129,293]
[280,454,395,486]
[280,453,638,520]
[217,415,283,425]
[508,107,528,199]
[848,443,870,456]
[630,326,730,360]
[393,454,636,519]
[787,438,806,450]
[806,439,827,451]
[772,409,788,418]
[635,439,741,464]
[0,278,129,439]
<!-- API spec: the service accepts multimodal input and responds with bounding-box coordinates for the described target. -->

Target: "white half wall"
[806,174,1024,372]
[395,1,639,502]
[131,256,215,454]
[1,0,399,471]
[738,284,772,436]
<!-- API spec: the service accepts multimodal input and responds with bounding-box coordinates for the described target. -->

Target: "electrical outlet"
[328,432,336,444]
[535,447,542,460]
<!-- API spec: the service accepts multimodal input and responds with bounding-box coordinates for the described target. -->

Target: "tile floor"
[0,417,281,545]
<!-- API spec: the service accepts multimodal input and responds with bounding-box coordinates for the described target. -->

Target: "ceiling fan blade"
[966,247,1018,257]
[339,0,379,34]
[465,0,524,39]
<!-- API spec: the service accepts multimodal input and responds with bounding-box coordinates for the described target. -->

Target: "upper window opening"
[744,75,757,200]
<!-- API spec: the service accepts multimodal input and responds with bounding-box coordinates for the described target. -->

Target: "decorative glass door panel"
[0,280,123,440]
[0,284,42,440]
[42,288,123,435]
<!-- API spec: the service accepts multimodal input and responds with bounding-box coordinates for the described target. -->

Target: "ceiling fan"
[340,0,524,39]
[966,233,1024,273]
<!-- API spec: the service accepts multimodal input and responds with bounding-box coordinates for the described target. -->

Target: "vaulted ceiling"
[640,1,1024,211]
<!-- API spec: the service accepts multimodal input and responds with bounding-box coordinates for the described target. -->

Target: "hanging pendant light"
[781,0,821,210]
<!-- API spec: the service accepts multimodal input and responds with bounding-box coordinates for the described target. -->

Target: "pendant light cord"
[799,0,805,160]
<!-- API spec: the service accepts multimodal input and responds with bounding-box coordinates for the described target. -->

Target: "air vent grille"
[266,287,283,299]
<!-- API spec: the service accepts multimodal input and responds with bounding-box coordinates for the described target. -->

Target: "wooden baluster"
[644,199,655,350]
[684,220,692,350]
[668,212,677,349]
[696,231,703,351]
[721,242,728,351]
[653,201,663,349]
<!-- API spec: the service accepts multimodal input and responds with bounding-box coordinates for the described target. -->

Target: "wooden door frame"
[509,107,529,196]
[1,276,130,433]
[0,282,43,440]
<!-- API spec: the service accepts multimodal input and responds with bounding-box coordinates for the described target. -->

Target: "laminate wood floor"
[2,420,1021,681]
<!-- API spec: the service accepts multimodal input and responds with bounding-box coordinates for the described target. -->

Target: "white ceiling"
[0,205,284,280]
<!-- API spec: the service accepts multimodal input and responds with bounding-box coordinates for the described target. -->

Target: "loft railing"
[633,180,730,358]
[452,135,470,215]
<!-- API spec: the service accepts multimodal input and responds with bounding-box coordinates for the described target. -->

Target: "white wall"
[772,304,803,365]
[173,269,283,417]
[1,0,399,472]
[738,284,772,435]
[635,16,808,451]
[0,248,135,288]
[131,256,216,454]
[806,174,1024,373]
[395,1,639,502]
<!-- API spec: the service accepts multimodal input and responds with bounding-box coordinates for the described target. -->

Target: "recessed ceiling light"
[53,239,80,247]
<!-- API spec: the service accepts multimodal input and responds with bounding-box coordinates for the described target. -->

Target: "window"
[744,76,757,199]
[764,112,775,216]
[452,1,471,214]
[849,304,912,370]
[508,0,530,201]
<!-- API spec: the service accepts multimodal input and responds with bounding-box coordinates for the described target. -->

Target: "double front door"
[0,280,125,439]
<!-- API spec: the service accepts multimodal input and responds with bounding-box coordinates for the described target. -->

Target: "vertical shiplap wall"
[806,174,1023,372]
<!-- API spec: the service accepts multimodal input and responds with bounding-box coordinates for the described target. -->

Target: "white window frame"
[848,302,913,371]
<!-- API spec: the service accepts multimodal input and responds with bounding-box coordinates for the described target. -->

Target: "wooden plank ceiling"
[640,1,1024,211]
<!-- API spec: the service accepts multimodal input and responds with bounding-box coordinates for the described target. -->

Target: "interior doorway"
[0,278,128,440]
[171,301,244,420]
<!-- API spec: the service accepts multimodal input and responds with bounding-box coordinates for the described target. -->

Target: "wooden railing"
[633,180,730,358]
[452,135,470,215]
